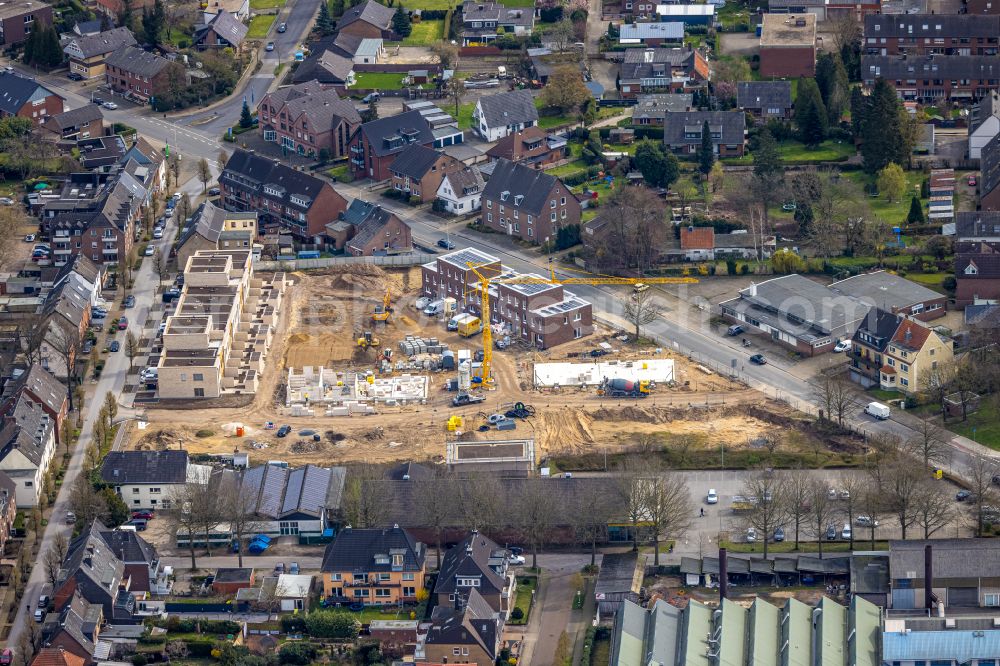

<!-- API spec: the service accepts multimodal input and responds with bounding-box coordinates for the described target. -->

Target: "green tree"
[771,248,807,274]
[331,0,344,16]
[142,0,166,46]
[633,140,679,189]
[99,487,131,526]
[752,128,783,191]
[316,1,335,35]
[581,96,597,126]
[304,610,361,639]
[698,120,714,176]
[860,78,913,174]
[850,85,866,139]
[877,162,907,203]
[392,5,412,37]
[907,195,924,223]
[816,52,849,125]
[795,78,828,147]
[239,100,254,129]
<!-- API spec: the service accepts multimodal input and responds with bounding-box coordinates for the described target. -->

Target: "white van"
[841,523,852,540]
[864,401,890,420]
[423,300,444,316]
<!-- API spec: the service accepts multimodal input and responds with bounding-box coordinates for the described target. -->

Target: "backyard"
[843,170,926,223]
[250,0,286,8]
[509,575,537,626]
[400,19,445,45]
[353,72,407,89]
[724,139,856,166]
[247,14,276,39]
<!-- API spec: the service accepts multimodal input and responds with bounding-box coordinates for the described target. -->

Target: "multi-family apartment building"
[42,174,142,265]
[104,46,175,104]
[347,110,436,181]
[479,158,581,244]
[864,14,1000,56]
[63,27,137,79]
[156,250,286,399]
[257,81,362,160]
[618,48,709,98]
[220,148,348,239]
[759,14,816,78]
[320,526,427,604]
[850,309,954,393]
[460,0,533,45]
[0,0,52,46]
[862,54,1000,102]
[0,391,56,507]
[388,144,464,203]
[420,247,593,349]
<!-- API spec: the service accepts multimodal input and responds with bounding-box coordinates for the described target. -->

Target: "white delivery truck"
[865,401,891,420]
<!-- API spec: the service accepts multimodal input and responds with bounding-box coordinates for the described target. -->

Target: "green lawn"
[868,388,901,402]
[455,101,475,129]
[247,14,276,39]
[905,271,950,294]
[250,0,286,8]
[509,576,537,625]
[546,159,588,177]
[400,19,445,45]
[353,72,407,89]
[582,209,599,223]
[725,139,856,166]
[327,164,353,183]
[946,396,1000,450]
[843,170,926,224]
[406,0,457,7]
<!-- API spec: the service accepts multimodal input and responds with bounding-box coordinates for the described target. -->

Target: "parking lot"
[661,468,973,555]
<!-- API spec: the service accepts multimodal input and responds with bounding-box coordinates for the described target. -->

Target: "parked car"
[109,341,120,352]
[726,325,744,336]
[415,296,431,310]
[289,562,300,575]
[124,295,135,308]
[277,22,287,32]
[67,72,84,81]
[144,245,155,256]
[23,234,34,242]
[969,174,977,187]
[91,96,105,105]
[277,425,292,438]
[773,527,785,542]
[128,519,147,531]
[833,340,851,353]
[153,228,163,239]
[437,238,456,250]
[745,527,757,543]
[841,523,852,540]
[274,562,285,575]
[825,524,837,540]
[132,510,154,520]
[33,609,43,622]
[82,340,93,354]
[65,511,76,524]
[102,101,118,110]
[117,316,128,330]
[706,489,718,504]
[508,555,526,565]
[265,41,275,51]
[956,489,973,502]
[0,197,14,205]
[208,187,221,196]
[749,354,767,365]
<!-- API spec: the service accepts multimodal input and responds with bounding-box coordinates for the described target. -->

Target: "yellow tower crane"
[465,260,699,390]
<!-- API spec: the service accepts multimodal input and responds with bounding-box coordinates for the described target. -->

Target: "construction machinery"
[372,289,392,324]
[465,259,698,390]
[356,331,381,350]
[598,377,653,398]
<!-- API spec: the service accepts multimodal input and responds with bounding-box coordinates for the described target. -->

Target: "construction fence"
[257,253,434,271]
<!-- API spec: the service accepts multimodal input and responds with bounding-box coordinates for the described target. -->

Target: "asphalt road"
[179,0,322,136]
[4,173,210,650]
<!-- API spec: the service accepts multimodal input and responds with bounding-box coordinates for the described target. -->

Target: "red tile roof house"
[347,109,436,181]
[0,72,63,124]
[0,0,53,46]
[485,126,568,168]
[679,225,714,261]
[389,144,464,203]
[220,148,348,240]
[96,0,154,19]
[346,205,413,256]
[258,81,362,159]
[480,158,581,245]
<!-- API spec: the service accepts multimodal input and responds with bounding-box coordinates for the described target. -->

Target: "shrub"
[185,640,215,657]
[942,276,957,292]
[130,656,148,666]
[304,610,361,639]
[281,615,307,633]
[279,642,318,665]
[195,429,214,438]
[511,607,525,620]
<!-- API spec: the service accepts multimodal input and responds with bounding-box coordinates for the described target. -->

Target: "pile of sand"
[137,428,189,450]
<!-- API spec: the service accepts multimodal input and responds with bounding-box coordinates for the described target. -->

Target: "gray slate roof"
[862,54,1000,82]
[829,270,943,308]
[222,149,332,212]
[44,104,103,132]
[663,110,745,146]
[434,532,508,599]
[357,109,435,157]
[443,166,484,197]
[852,307,903,352]
[321,526,426,573]
[737,81,792,110]
[970,90,1000,134]
[292,50,354,84]
[348,206,406,252]
[982,132,1000,199]
[476,90,538,129]
[481,158,560,215]
[265,81,361,129]
[955,211,1000,239]
[105,45,171,78]
[0,72,57,116]
[337,0,394,31]
[863,13,999,39]
[389,143,443,179]
[632,94,693,121]
[197,10,248,46]
[99,450,188,485]
[65,27,136,59]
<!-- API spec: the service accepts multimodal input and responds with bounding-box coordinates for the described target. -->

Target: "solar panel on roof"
[281,467,305,515]
[260,465,287,518]
[298,466,332,515]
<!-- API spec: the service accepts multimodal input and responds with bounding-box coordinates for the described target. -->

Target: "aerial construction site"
[128,252,851,468]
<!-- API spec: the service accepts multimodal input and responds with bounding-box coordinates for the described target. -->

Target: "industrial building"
[156,250,286,399]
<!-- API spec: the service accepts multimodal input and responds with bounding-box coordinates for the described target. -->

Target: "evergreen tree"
[142,0,166,45]
[392,5,412,38]
[100,12,112,31]
[239,100,254,128]
[698,119,714,175]
[634,140,679,188]
[907,195,925,224]
[794,78,828,147]
[752,128,783,189]
[840,37,861,83]
[22,26,37,65]
[316,1,335,35]
[816,53,849,125]
[861,78,909,174]
[361,95,379,122]
[849,85,866,139]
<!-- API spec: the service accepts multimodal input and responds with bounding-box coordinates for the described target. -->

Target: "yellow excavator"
[372,289,392,324]
[356,331,381,350]
[466,259,699,389]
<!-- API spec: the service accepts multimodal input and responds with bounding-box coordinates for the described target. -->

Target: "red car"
[117,316,128,330]
[969,175,978,187]
[131,510,154,520]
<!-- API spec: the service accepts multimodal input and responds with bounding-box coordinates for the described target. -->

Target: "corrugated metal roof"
[683,599,713,666]
[817,597,847,666]
[785,598,813,666]
[883,628,1000,663]
[749,598,779,666]
[259,464,288,518]
[281,467,305,516]
[719,598,747,665]
[850,596,881,666]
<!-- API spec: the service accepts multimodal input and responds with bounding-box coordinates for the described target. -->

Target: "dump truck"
[597,377,652,398]
[454,313,482,338]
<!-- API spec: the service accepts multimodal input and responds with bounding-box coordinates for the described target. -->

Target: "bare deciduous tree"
[616,459,650,552]
[221,475,264,569]
[912,478,955,539]
[807,477,835,557]
[642,470,692,566]
[68,476,108,528]
[884,456,923,540]
[572,484,615,566]
[413,475,452,569]
[173,481,222,570]
[902,418,948,468]
[515,479,558,569]
[46,323,81,412]
[43,546,62,589]
[341,464,389,528]
[839,472,867,550]
[458,474,505,534]
[783,470,812,550]
[197,158,211,193]
[623,287,663,341]
[125,330,140,371]
[965,452,999,537]
[816,375,857,426]
[741,471,789,559]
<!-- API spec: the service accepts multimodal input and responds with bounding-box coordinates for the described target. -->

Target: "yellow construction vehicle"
[372,289,392,324]
[356,331,381,349]
[466,259,698,389]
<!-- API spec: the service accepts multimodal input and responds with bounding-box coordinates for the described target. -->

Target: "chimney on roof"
[719,547,728,601]
[925,544,935,609]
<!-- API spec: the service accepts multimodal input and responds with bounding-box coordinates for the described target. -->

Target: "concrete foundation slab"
[532,358,675,388]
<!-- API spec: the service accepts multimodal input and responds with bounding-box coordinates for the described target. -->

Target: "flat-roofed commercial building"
[157,250,285,399]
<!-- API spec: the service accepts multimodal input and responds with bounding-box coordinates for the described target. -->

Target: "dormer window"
[500,191,509,201]
[392,553,403,567]
[290,194,309,207]
[457,577,481,587]
[264,185,282,197]
[966,262,979,275]
[374,555,390,565]
[514,195,523,206]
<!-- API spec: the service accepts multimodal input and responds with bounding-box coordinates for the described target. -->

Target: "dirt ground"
[131,266,784,466]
